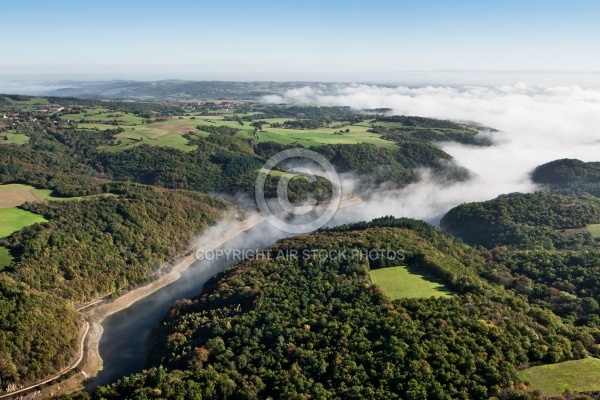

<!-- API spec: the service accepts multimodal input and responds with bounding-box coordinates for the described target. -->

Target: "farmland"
[519,357,600,397]
[0,183,57,208]
[68,107,399,152]
[0,130,29,145]
[0,207,47,238]
[369,265,452,299]
[587,223,600,238]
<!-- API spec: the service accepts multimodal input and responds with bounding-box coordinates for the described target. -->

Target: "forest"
[88,217,599,399]
[0,96,484,392]
[532,159,600,197]
[5,95,600,398]
[0,182,233,389]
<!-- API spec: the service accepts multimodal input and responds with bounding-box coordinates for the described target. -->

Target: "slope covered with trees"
[532,159,600,197]
[440,192,600,249]
[0,183,233,391]
[91,218,596,399]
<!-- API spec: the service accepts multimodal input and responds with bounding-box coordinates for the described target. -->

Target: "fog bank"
[266,83,600,225]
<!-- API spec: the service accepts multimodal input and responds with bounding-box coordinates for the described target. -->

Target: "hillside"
[532,159,600,197]
[91,218,596,399]
[440,192,600,250]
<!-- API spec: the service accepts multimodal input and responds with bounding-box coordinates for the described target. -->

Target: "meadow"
[75,110,399,153]
[587,223,600,238]
[0,183,57,208]
[0,96,51,112]
[369,265,452,299]
[0,207,47,238]
[0,130,29,145]
[519,357,600,396]
[61,107,145,125]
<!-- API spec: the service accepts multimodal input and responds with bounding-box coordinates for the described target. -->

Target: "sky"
[1,0,599,81]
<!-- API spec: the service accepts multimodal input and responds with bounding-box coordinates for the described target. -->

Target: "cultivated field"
[0,207,47,238]
[519,357,600,396]
[0,184,55,208]
[369,266,452,299]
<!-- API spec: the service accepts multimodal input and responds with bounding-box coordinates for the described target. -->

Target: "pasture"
[519,357,600,397]
[62,107,145,125]
[369,266,452,299]
[0,184,55,208]
[92,115,398,152]
[98,124,196,152]
[1,96,51,111]
[0,207,47,238]
[587,224,600,239]
[0,130,29,145]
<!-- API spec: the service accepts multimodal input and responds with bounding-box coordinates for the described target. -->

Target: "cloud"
[265,82,600,225]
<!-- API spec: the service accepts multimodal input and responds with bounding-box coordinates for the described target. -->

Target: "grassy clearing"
[250,128,397,148]
[0,184,93,208]
[0,184,61,208]
[62,108,145,125]
[519,358,600,396]
[1,96,50,109]
[369,266,452,299]
[0,130,29,145]
[99,124,195,152]
[587,224,600,239]
[0,207,47,238]
[0,246,12,271]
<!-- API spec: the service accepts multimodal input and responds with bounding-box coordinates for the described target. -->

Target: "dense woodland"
[2,184,232,302]
[0,183,233,389]
[6,95,600,398]
[532,159,600,197]
[0,96,481,392]
[89,217,599,399]
[440,192,600,250]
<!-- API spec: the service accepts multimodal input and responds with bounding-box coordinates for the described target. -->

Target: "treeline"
[196,125,240,136]
[532,159,600,197]
[374,115,471,130]
[440,192,600,249]
[1,183,231,302]
[0,182,232,391]
[89,218,596,399]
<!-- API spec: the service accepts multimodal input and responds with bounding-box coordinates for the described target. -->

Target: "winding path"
[0,322,90,399]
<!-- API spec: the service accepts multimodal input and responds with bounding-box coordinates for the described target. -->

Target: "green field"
[587,224,600,238]
[98,124,196,152]
[62,107,145,125]
[0,96,52,113]
[0,246,12,271]
[0,130,29,145]
[519,358,600,396]
[90,115,397,152]
[0,207,47,238]
[369,266,452,299]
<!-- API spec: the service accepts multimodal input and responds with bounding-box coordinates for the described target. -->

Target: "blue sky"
[1,0,599,80]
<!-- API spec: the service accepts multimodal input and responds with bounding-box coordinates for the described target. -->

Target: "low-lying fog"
[265,83,600,225]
